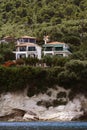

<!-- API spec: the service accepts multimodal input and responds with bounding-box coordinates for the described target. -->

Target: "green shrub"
[52,99,67,107]
[37,100,43,106]
[52,56,69,67]
[68,90,76,101]
[57,92,67,98]
[37,100,52,108]
[0,59,87,95]
[58,70,78,88]
[23,57,39,66]
[46,66,64,86]
[16,58,24,65]
[65,60,86,73]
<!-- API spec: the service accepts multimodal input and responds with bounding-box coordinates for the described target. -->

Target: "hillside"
[0,1,87,122]
[0,0,87,45]
[0,0,87,60]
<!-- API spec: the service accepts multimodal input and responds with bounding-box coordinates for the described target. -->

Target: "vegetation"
[0,43,15,63]
[0,0,87,45]
[57,92,67,98]
[0,0,87,61]
[0,0,87,96]
[0,59,87,96]
[37,99,67,108]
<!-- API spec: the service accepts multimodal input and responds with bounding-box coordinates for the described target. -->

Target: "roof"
[20,36,36,39]
[4,36,14,39]
[48,41,65,44]
[16,43,41,47]
[43,41,65,47]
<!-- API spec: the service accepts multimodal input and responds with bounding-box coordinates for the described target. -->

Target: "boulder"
[0,108,26,121]
[72,112,87,121]
[23,111,39,121]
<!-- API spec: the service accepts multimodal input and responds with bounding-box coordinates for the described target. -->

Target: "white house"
[43,41,71,57]
[14,36,42,59]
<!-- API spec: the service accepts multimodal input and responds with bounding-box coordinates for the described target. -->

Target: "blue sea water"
[0,122,87,130]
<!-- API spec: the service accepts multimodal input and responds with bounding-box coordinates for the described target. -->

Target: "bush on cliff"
[0,60,87,96]
[58,60,87,90]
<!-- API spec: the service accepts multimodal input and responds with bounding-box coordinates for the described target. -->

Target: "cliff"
[0,86,87,121]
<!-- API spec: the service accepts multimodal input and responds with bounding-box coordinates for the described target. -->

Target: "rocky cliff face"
[0,86,87,121]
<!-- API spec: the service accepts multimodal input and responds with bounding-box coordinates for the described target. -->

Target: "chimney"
[43,36,50,44]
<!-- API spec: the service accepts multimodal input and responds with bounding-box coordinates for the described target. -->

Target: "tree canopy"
[0,0,87,57]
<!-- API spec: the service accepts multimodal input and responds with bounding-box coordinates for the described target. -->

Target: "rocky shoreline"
[0,87,87,122]
[0,108,86,122]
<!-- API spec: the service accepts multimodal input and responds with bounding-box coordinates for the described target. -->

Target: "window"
[46,53,53,56]
[23,38,29,42]
[30,39,36,43]
[19,38,28,42]
[55,47,63,51]
[55,54,63,56]
[45,47,53,51]
[28,46,36,51]
[20,46,26,51]
[20,54,26,58]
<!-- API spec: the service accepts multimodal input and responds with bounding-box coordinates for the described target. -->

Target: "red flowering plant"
[3,61,16,67]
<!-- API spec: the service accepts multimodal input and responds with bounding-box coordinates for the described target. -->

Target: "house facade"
[43,41,71,57]
[14,36,42,59]
[17,36,36,45]
[0,36,15,44]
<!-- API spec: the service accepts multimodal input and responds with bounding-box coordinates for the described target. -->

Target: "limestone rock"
[72,112,87,121]
[0,87,87,121]
[0,108,26,121]
[23,111,39,121]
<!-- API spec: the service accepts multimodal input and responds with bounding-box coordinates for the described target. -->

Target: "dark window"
[45,47,53,51]
[23,38,28,42]
[46,53,52,56]
[30,39,36,43]
[20,46,26,51]
[20,54,26,58]
[19,38,36,43]
[19,39,28,42]
[55,47,63,51]
[28,46,36,51]
[55,54,63,56]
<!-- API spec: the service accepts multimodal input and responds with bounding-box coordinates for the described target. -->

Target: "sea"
[0,122,87,130]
